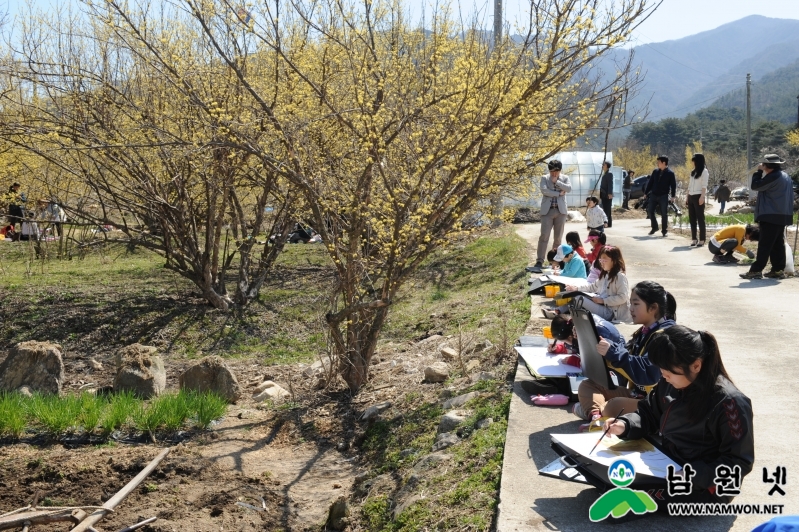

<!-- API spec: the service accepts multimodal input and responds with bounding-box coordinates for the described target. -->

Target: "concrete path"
[498,218,799,532]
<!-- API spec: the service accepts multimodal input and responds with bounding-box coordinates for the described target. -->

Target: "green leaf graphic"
[589,489,659,522]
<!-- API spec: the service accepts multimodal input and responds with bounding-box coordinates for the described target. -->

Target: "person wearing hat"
[552,244,587,279]
[532,159,572,271]
[740,154,796,280]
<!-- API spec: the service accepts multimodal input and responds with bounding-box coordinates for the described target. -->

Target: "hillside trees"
[2,0,653,391]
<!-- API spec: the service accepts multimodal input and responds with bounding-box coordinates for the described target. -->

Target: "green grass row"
[0,390,227,441]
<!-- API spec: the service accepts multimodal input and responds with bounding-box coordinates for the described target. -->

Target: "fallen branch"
[70,448,171,532]
[115,516,158,532]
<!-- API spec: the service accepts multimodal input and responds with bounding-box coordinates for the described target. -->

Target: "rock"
[465,359,481,372]
[361,402,392,421]
[439,388,455,401]
[432,432,460,451]
[393,495,423,518]
[17,386,33,398]
[476,418,494,429]
[399,448,416,458]
[313,377,327,390]
[442,391,479,410]
[439,346,458,362]
[417,334,443,346]
[472,339,493,353]
[424,362,450,383]
[470,372,496,383]
[412,452,453,473]
[254,380,277,393]
[252,381,290,402]
[738,206,754,214]
[326,495,349,531]
[0,341,65,395]
[113,344,166,399]
[438,409,471,433]
[89,358,103,371]
[178,356,241,403]
[337,441,349,452]
[303,359,331,379]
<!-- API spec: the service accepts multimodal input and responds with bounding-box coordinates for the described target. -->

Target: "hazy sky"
[5,0,799,46]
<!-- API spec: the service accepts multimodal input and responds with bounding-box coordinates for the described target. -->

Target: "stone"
[252,381,290,402]
[326,495,349,531]
[254,380,277,393]
[438,409,471,433]
[442,391,480,410]
[361,401,392,421]
[303,359,331,379]
[417,334,443,346]
[178,356,241,403]
[439,388,455,401]
[113,344,166,399]
[566,210,586,222]
[0,341,65,395]
[399,448,416,458]
[17,386,33,398]
[470,372,496,383]
[412,452,453,473]
[439,346,458,362]
[738,206,754,214]
[424,362,450,383]
[89,358,103,371]
[465,359,481,372]
[476,418,494,429]
[393,495,423,518]
[472,339,494,353]
[432,432,460,451]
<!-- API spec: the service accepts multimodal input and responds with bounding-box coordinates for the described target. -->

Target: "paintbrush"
[589,408,625,455]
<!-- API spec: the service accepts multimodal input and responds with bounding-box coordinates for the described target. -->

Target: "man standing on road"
[643,156,676,237]
[599,161,614,227]
[622,170,634,210]
[715,179,731,214]
[533,160,572,271]
[740,154,796,280]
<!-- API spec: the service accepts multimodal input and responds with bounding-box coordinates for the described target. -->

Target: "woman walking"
[687,153,709,247]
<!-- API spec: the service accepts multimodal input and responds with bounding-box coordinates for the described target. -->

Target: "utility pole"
[796,94,799,129]
[489,0,503,226]
[746,73,752,200]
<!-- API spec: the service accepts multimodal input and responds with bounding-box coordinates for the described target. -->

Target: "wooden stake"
[70,448,170,532]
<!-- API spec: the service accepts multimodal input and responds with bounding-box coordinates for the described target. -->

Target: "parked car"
[730,187,749,200]
[629,175,649,200]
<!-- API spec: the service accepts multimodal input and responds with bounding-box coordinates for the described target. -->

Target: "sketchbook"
[551,432,681,479]
[515,346,576,378]
[554,290,597,300]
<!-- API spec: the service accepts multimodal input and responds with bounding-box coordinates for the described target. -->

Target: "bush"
[190,391,227,430]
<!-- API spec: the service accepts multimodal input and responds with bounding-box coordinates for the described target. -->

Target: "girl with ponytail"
[605,325,754,504]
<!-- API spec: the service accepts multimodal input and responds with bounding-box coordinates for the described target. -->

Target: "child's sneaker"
[532,394,570,406]
[572,403,600,420]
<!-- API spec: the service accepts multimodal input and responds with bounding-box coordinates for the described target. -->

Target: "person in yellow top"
[708,224,759,264]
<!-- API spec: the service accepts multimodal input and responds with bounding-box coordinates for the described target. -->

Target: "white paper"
[516,346,577,377]
[551,432,681,479]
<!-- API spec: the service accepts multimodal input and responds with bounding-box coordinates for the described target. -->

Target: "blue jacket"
[752,169,795,226]
[561,256,587,279]
[592,314,624,349]
[604,318,676,393]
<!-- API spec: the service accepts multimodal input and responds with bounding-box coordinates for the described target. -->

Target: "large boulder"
[179,356,241,403]
[113,344,166,398]
[424,362,450,383]
[0,341,65,395]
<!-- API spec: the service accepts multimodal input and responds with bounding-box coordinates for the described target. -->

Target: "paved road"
[498,218,799,532]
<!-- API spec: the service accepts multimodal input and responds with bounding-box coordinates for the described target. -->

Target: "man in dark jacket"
[714,179,731,214]
[643,156,677,236]
[740,154,796,280]
[599,161,614,227]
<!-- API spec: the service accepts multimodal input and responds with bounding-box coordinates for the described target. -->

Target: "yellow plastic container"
[542,326,553,339]
[544,285,559,298]
[554,297,572,306]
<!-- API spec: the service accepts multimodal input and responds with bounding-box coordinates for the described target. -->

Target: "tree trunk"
[327,302,390,393]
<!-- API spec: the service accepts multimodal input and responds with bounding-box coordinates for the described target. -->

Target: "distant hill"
[615,15,799,121]
[711,58,799,125]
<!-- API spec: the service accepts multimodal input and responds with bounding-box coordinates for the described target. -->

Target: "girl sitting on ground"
[565,231,588,259]
[708,224,759,264]
[543,246,631,322]
[574,281,677,422]
[584,230,607,283]
[551,244,587,279]
[604,325,754,506]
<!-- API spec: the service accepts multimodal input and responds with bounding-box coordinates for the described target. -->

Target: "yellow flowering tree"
[2,0,652,391]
